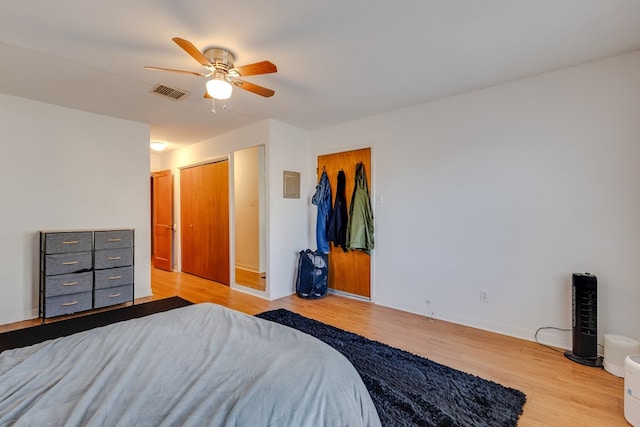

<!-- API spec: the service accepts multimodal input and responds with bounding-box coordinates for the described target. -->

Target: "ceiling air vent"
[151,84,189,101]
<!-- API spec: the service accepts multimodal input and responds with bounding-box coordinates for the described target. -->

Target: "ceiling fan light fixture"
[206,78,233,100]
[150,141,166,152]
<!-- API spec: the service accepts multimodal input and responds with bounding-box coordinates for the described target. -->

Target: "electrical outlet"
[425,298,434,320]
[480,289,489,303]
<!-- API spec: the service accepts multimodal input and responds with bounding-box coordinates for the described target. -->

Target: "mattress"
[0,303,381,426]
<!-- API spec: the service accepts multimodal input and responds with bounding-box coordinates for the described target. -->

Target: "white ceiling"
[2,0,640,150]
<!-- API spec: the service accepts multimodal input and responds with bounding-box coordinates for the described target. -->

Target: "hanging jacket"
[328,170,348,252]
[346,162,374,254]
[312,170,332,254]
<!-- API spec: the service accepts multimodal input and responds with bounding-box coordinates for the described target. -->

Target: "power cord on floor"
[535,326,570,353]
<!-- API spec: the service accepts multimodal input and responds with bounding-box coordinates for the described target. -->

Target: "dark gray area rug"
[256,308,526,427]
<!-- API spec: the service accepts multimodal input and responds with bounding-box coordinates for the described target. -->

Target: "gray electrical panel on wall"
[283,171,300,199]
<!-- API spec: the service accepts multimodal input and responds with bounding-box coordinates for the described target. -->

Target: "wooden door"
[180,160,230,284]
[151,170,173,271]
[180,165,200,276]
[317,148,371,298]
[201,161,230,283]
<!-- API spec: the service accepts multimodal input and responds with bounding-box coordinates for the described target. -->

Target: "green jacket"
[346,162,374,254]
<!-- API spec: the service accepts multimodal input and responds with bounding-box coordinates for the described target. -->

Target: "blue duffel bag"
[295,249,328,299]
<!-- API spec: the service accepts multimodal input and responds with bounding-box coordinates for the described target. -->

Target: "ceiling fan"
[145,37,277,100]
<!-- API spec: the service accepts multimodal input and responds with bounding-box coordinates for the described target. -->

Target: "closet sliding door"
[317,148,371,298]
[180,160,230,285]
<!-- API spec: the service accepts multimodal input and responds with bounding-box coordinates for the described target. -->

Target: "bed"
[0,303,381,426]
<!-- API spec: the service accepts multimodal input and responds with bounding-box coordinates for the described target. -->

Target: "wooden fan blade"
[233,79,275,97]
[172,37,211,67]
[204,91,211,99]
[144,66,207,77]
[232,61,277,77]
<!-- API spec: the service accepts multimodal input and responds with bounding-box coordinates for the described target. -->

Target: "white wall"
[311,50,640,348]
[267,121,312,299]
[150,152,163,172]
[0,95,152,324]
[158,119,311,300]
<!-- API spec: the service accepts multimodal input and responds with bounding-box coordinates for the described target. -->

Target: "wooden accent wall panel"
[317,148,371,298]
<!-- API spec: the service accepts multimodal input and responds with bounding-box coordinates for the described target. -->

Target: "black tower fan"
[564,273,603,367]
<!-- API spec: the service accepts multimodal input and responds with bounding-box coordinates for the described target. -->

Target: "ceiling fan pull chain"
[211,98,216,114]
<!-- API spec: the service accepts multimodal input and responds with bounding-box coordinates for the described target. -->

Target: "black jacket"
[328,170,349,252]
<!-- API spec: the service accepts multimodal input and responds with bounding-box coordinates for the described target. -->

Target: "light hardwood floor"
[2,268,628,426]
[234,267,266,291]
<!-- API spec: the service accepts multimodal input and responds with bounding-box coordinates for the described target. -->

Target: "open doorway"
[234,145,266,291]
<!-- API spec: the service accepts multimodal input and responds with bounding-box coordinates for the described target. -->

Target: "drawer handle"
[108,275,122,280]
[108,238,122,242]
[62,261,78,265]
[62,301,78,306]
[108,256,122,260]
[62,281,78,286]
[62,241,78,245]
[108,293,122,298]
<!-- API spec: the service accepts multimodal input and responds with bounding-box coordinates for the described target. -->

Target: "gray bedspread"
[0,303,381,426]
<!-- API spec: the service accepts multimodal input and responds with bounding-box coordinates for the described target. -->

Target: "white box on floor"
[625,354,640,426]
[605,335,640,377]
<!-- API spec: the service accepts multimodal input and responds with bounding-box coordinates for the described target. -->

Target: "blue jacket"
[312,171,332,254]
